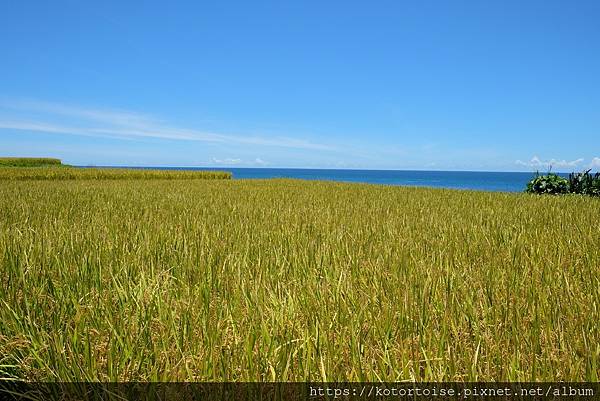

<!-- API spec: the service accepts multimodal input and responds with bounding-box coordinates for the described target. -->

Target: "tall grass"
[0,179,598,381]
[0,167,231,180]
[0,157,63,167]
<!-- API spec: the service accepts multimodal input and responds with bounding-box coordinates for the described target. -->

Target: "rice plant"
[0,178,598,381]
[0,157,63,167]
[0,167,231,180]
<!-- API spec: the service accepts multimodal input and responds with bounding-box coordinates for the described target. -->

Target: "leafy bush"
[568,169,600,196]
[525,172,569,195]
[526,170,600,196]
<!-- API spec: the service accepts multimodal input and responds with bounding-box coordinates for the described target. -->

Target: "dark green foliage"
[525,172,569,195]
[0,157,63,167]
[568,169,600,197]
[526,170,600,196]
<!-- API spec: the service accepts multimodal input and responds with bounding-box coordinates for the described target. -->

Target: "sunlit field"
[1,178,598,381]
[0,166,231,181]
[0,157,62,167]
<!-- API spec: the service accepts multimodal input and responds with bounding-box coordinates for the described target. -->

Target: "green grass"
[0,157,63,167]
[0,178,598,381]
[0,166,231,180]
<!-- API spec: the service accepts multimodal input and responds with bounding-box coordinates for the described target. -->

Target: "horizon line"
[70,164,588,174]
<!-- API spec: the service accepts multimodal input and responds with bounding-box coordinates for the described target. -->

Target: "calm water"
[102,167,555,192]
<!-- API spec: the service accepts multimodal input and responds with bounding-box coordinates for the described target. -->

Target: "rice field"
[0,167,231,181]
[0,177,599,382]
[0,158,62,167]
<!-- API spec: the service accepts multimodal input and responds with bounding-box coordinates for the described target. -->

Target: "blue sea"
[103,167,559,192]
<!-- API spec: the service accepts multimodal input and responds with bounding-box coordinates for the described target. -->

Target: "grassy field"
[0,157,63,167]
[0,167,231,180]
[0,178,599,381]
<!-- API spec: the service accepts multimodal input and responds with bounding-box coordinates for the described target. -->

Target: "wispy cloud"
[2,99,160,128]
[590,157,600,169]
[516,155,584,169]
[208,157,269,166]
[0,99,336,151]
[210,157,242,165]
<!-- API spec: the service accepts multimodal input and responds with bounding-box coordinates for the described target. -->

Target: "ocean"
[105,167,557,192]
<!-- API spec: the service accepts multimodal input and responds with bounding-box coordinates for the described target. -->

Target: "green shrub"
[525,172,569,195]
[568,169,600,196]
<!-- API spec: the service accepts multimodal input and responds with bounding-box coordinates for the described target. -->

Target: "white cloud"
[208,157,269,167]
[0,99,336,151]
[0,99,159,128]
[590,157,600,169]
[210,157,242,165]
[516,155,584,169]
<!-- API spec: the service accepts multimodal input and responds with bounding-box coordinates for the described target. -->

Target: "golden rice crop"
[0,167,231,180]
[0,178,598,381]
[0,157,62,167]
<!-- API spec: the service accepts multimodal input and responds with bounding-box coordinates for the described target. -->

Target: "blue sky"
[1,0,599,171]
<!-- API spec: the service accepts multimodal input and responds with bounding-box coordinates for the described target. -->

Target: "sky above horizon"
[1,0,599,172]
